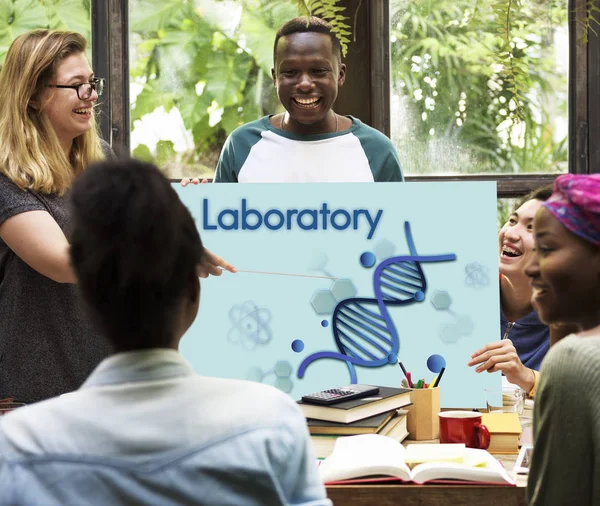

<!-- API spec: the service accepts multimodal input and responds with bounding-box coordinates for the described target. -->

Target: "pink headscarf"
[543,174,600,247]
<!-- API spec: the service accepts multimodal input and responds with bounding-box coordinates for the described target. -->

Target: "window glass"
[129,0,297,178]
[0,0,91,65]
[390,0,568,176]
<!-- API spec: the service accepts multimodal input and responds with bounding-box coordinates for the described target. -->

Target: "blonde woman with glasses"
[0,30,112,404]
[0,31,234,405]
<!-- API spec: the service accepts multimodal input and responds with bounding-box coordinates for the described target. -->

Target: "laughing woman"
[525,174,600,506]
[0,31,234,403]
[0,31,112,403]
[468,186,554,395]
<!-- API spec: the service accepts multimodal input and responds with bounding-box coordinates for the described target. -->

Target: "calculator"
[301,385,380,405]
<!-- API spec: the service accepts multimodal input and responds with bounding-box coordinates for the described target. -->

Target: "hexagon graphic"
[374,238,396,260]
[455,315,475,336]
[439,323,461,343]
[275,377,293,393]
[310,289,337,314]
[431,291,452,310]
[330,278,357,302]
[274,360,293,378]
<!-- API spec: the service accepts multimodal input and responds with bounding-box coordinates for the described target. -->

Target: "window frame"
[92,0,129,152]
[96,0,598,194]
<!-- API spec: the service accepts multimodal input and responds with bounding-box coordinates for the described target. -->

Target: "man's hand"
[197,249,236,278]
[181,177,209,186]
[468,339,535,392]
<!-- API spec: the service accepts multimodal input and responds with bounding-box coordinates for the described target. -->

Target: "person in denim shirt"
[0,159,330,506]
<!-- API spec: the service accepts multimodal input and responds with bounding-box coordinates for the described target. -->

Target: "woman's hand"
[197,249,236,278]
[468,339,535,392]
[181,177,209,186]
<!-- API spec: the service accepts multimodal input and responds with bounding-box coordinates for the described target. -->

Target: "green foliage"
[129,0,299,174]
[390,0,569,175]
[576,0,600,43]
[132,143,154,162]
[0,0,90,64]
[497,197,518,228]
[292,0,351,56]
[0,0,590,180]
[493,0,527,121]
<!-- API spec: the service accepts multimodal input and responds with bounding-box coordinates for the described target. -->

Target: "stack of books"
[297,386,412,458]
[481,412,523,454]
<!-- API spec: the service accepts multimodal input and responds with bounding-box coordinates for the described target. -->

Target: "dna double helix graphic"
[298,221,456,384]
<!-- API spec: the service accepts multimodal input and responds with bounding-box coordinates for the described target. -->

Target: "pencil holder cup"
[407,387,441,441]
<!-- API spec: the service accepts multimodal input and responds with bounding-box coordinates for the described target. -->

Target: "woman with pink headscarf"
[525,174,600,506]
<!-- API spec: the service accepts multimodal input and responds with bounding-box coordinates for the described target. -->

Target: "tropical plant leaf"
[131,80,176,123]
[290,0,352,56]
[0,0,47,43]
[493,0,528,121]
[177,88,213,133]
[155,139,176,166]
[239,9,281,75]
[204,44,252,108]
[132,143,154,162]
[129,0,184,33]
[575,0,600,43]
[44,0,90,38]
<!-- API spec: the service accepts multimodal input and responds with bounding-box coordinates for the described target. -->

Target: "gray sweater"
[527,334,600,505]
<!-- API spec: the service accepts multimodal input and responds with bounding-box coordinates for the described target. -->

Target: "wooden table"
[324,403,533,505]
[326,448,527,506]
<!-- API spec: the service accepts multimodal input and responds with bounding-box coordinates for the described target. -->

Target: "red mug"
[438,411,490,449]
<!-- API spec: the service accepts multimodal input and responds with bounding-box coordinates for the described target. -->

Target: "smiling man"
[212,16,404,183]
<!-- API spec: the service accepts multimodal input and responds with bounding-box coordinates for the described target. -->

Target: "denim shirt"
[0,350,331,506]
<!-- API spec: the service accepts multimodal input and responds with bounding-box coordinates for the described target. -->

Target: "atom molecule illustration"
[228,301,272,350]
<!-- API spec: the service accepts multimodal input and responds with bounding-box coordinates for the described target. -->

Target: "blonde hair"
[0,30,104,195]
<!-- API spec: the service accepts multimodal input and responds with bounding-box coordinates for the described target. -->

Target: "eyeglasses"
[46,77,105,100]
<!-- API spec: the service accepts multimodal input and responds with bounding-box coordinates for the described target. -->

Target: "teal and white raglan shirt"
[213,116,404,183]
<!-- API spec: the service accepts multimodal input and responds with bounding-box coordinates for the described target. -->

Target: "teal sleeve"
[213,119,267,183]
[213,134,238,183]
[352,121,404,182]
[378,148,404,182]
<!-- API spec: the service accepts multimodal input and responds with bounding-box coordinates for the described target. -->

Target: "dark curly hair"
[69,159,204,351]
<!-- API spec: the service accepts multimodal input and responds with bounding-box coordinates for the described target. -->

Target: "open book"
[318,434,515,485]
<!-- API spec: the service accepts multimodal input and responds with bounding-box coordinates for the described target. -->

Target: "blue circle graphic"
[359,251,376,268]
[321,320,329,328]
[427,354,447,373]
[387,353,398,364]
[414,290,425,301]
[291,339,305,353]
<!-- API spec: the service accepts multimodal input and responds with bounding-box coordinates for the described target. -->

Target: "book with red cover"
[318,434,516,486]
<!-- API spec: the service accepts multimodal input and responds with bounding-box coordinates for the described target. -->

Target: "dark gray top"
[0,148,113,403]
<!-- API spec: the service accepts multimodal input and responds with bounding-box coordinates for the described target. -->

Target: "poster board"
[175,182,501,407]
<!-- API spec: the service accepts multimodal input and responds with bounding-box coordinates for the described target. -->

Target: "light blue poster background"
[174,182,502,408]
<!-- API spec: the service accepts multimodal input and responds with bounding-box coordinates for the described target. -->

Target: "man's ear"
[271,67,277,87]
[338,63,347,87]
